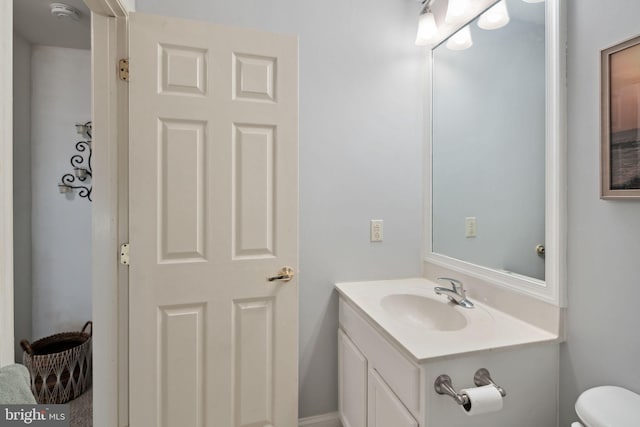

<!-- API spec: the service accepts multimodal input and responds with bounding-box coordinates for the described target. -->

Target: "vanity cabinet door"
[368,368,418,427]
[339,329,368,427]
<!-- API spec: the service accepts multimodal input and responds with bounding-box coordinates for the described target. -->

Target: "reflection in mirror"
[431,0,546,280]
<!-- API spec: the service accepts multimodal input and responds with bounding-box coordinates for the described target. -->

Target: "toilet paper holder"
[434,368,507,405]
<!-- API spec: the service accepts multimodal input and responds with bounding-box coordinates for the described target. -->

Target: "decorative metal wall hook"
[58,121,93,202]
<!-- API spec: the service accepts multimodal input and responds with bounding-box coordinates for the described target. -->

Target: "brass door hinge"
[120,243,130,265]
[118,58,129,81]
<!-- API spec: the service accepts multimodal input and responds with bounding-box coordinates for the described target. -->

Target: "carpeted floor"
[69,387,92,427]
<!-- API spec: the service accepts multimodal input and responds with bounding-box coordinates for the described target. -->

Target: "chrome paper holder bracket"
[434,369,506,406]
[473,368,506,397]
[434,375,469,405]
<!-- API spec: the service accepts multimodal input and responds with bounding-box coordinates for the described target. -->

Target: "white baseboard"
[298,411,342,427]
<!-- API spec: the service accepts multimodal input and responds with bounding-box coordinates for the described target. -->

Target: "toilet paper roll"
[460,385,503,416]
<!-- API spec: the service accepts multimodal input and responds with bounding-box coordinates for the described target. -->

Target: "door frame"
[0,0,14,368]
[0,0,130,425]
[89,2,130,426]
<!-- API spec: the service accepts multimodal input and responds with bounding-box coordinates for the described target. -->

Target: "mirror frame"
[424,0,566,306]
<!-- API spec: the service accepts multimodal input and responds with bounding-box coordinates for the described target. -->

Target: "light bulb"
[522,0,545,3]
[415,11,439,46]
[445,0,471,24]
[478,0,510,30]
[446,25,473,50]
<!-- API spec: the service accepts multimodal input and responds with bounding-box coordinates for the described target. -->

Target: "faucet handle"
[436,277,464,294]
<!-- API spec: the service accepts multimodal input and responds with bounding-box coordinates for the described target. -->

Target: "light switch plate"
[465,217,477,238]
[370,220,383,242]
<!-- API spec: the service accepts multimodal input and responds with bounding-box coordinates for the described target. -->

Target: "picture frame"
[601,35,640,199]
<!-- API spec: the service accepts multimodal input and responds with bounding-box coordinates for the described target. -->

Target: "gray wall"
[134,0,426,418]
[13,32,32,361]
[129,1,640,422]
[560,0,640,424]
[30,46,92,339]
[432,15,546,281]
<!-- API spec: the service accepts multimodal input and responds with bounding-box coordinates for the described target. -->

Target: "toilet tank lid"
[576,386,640,427]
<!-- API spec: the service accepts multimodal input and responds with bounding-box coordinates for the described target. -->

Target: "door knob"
[267,266,295,282]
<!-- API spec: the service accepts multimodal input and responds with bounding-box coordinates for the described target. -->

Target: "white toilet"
[572,386,640,427]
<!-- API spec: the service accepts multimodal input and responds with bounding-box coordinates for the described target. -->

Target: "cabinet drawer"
[339,298,421,416]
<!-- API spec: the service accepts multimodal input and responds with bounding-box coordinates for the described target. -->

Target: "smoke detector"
[50,3,81,21]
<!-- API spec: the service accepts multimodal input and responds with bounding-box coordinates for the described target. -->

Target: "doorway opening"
[13,1,93,424]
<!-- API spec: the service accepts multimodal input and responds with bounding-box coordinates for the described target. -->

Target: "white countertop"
[335,277,558,362]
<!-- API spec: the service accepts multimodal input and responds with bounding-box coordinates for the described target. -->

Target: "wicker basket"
[20,321,93,404]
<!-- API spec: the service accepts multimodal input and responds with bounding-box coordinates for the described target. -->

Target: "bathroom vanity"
[338,0,566,424]
[337,278,559,427]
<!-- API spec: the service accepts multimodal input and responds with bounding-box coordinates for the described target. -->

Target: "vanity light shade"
[478,0,510,30]
[522,0,545,3]
[445,0,470,24]
[415,11,439,46]
[446,25,473,50]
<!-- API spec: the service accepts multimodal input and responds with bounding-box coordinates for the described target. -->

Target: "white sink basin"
[335,278,559,361]
[380,294,467,331]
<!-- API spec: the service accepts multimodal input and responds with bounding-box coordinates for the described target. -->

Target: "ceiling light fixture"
[415,0,439,46]
[445,0,471,24]
[478,0,510,30]
[49,3,81,21]
[446,25,473,50]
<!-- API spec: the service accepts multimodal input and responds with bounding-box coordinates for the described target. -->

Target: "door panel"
[368,369,418,427]
[338,329,367,427]
[158,119,207,262]
[233,124,276,259]
[129,12,298,427]
[233,298,274,426]
[158,304,206,426]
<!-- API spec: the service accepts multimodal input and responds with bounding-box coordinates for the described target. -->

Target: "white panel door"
[128,12,298,427]
[338,329,368,427]
[368,369,418,427]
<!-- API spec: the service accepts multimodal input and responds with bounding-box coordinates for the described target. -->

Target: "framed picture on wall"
[601,35,640,199]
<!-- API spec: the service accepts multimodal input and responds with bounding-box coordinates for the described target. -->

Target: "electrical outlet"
[465,217,477,238]
[370,220,383,242]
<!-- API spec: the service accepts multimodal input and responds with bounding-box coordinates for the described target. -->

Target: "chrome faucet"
[434,277,474,309]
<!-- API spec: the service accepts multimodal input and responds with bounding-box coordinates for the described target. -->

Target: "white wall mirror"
[425,0,566,305]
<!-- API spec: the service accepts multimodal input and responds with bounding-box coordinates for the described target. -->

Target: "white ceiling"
[14,0,91,50]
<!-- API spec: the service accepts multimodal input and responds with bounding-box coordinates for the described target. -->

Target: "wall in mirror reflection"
[432,0,546,280]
